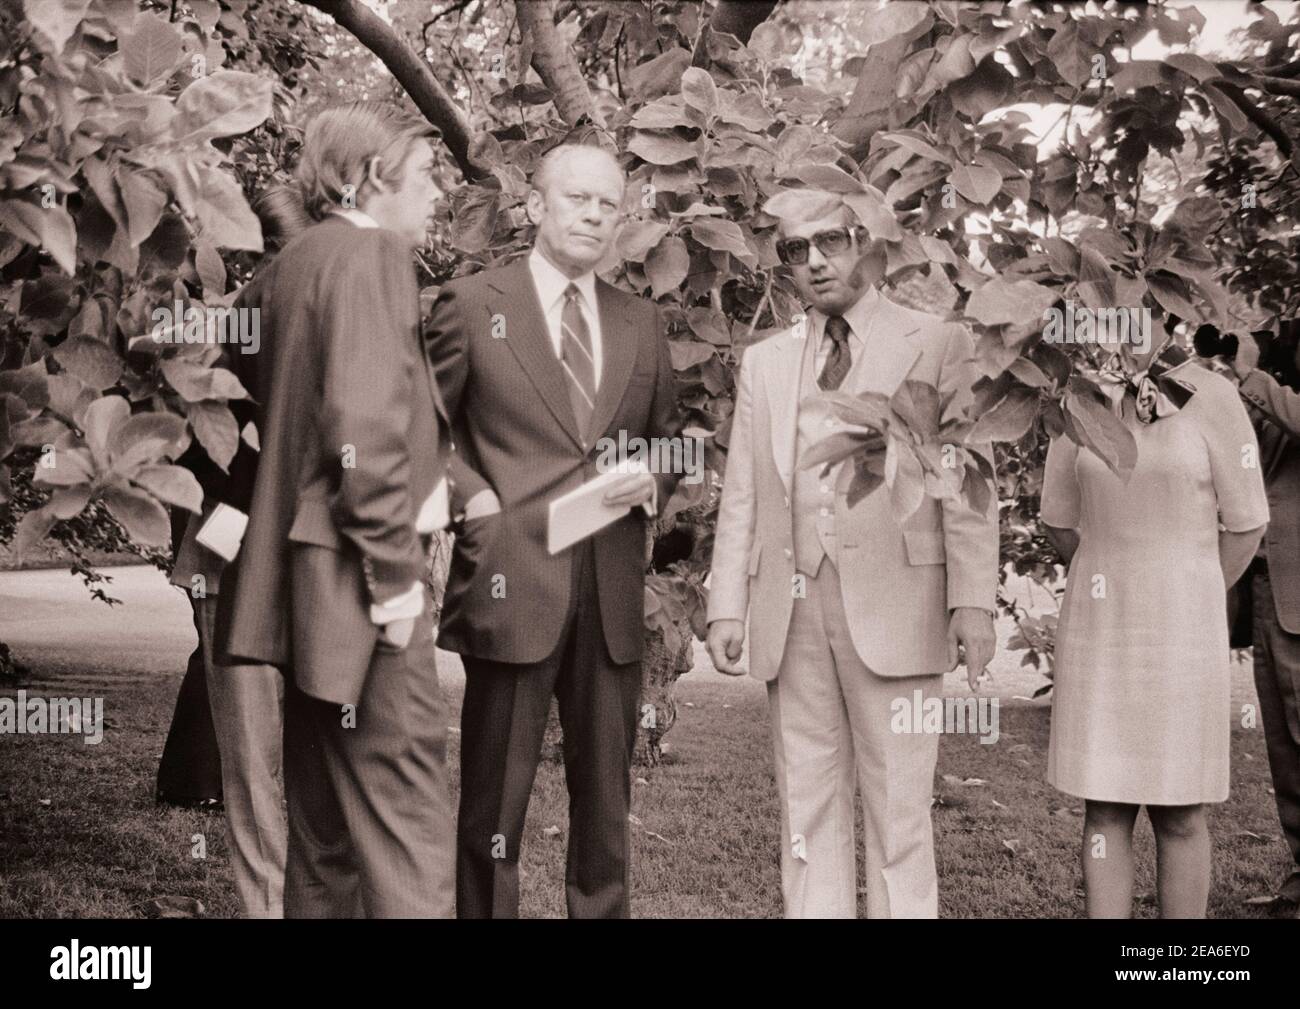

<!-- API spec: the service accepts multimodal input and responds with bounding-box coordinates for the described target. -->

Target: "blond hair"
[295,102,439,221]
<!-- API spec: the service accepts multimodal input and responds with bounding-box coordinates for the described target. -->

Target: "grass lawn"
[1,651,1294,918]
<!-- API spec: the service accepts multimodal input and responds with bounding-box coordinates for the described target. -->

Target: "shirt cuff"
[369,581,424,625]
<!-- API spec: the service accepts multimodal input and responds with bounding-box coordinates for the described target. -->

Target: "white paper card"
[548,471,633,555]
[195,503,249,562]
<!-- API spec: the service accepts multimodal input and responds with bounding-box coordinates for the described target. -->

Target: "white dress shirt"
[529,247,603,387]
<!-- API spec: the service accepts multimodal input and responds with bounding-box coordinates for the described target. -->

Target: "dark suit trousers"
[456,539,642,918]
[283,613,454,918]
[1252,565,1300,902]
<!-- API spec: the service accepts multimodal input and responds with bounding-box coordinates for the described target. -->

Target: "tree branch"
[298,0,490,180]
[1215,80,1295,160]
[515,0,604,128]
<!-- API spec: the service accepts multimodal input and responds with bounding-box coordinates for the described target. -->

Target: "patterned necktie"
[818,315,852,391]
[560,283,596,439]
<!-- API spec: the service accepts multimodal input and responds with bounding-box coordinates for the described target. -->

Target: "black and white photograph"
[0,0,1298,987]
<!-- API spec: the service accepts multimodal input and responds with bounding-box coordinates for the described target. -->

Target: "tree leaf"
[0,199,77,275]
[107,410,190,464]
[193,164,263,252]
[689,218,752,261]
[966,278,1057,327]
[968,385,1038,444]
[52,336,124,391]
[120,11,183,86]
[174,70,273,141]
[1065,383,1137,480]
[13,506,57,561]
[645,235,689,298]
[616,219,669,262]
[101,484,172,547]
[628,131,698,166]
[948,162,1002,205]
[23,0,91,53]
[680,67,718,118]
[82,395,130,471]
[186,399,239,470]
[131,463,203,512]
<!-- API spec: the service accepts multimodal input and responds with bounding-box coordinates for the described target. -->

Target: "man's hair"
[531,142,623,195]
[254,184,313,250]
[296,102,440,221]
[767,189,853,236]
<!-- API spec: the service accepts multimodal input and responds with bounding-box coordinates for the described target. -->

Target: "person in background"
[162,186,310,917]
[1042,342,1268,918]
[1231,329,1300,917]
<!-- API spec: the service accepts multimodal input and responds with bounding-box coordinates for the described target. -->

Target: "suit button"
[783,547,792,558]
[820,507,830,517]
[820,484,830,494]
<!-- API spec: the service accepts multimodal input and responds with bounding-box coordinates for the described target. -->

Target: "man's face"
[367,139,441,247]
[783,209,871,316]
[528,149,625,275]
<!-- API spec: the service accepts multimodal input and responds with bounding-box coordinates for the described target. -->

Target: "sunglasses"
[775,226,866,266]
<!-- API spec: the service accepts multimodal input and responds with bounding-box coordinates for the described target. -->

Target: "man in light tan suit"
[706,191,999,918]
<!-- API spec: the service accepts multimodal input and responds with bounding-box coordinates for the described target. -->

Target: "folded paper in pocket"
[195,503,249,562]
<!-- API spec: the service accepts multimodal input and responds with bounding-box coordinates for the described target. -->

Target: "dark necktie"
[560,283,596,439]
[818,315,852,391]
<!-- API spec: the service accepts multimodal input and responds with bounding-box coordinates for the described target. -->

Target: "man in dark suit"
[1234,333,1300,915]
[427,143,684,918]
[215,103,454,917]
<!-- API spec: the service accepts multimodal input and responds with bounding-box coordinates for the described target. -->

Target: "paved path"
[0,565,1062,702]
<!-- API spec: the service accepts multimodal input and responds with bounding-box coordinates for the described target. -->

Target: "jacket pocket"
[748,541,763,576]
[288,497,341,550]
[903,529,946,566]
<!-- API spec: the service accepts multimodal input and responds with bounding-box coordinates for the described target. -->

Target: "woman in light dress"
[1041,353,1268,918]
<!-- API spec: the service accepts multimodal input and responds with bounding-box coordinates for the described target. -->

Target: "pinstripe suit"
[426,254,683,917]
[215,216,455,917]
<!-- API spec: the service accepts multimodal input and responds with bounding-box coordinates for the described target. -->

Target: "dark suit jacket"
[1241,369,1300,633]
[427,255,683,666]
[215,217,451,704]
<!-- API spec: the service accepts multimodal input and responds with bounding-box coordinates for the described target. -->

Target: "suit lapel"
[768,323,808,496]
[848,297,922,398]
[587,279,636,445]
[488,258,584,450]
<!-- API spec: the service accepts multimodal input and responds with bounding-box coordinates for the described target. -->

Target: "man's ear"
[364,155,387,194]
[525,189,544,225]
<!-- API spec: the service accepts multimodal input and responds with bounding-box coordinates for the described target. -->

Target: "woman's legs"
[1082,800,1140,918]
[1147,803,1211,918]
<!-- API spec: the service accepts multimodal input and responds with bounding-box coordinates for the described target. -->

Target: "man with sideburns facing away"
[426,143,684,918]
[215,103,454,917]
[706,189,999,918]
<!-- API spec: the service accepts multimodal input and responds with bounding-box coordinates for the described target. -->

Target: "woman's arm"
[1044,524,1080,567]
[1220,525,1265,588]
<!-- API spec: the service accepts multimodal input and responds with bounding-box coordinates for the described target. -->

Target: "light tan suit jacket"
[707,290,999,681]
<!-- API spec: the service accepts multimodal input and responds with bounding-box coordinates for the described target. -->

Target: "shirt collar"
[811,285,878,349]
[329,208,380,229]
[529,247,597,316]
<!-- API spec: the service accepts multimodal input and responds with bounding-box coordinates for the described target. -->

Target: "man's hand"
[706,619,747,676]
[379,616,416,650]
[947,607,995,691]
[1233,333,1261,381]
[602,471,656,509]
[463,488,501,521]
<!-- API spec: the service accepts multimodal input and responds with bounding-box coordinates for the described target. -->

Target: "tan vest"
[792,327,860,576]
